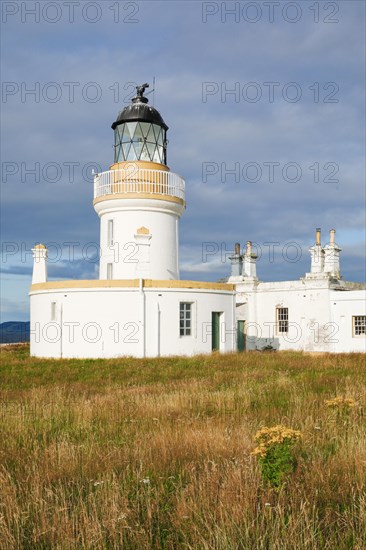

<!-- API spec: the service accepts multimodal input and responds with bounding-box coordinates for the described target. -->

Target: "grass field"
[0,345,365,549]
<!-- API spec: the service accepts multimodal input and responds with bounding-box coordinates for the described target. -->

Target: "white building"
[30,86,365,357]
[30,85,236,358]
[228,232,365,353]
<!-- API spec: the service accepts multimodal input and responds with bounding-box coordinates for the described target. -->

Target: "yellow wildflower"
[251,425,302,457]
[325,397,357,409]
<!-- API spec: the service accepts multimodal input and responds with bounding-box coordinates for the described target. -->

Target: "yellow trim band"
[109,160,170,172]
[30,279,234,292]
[93,193,185,207]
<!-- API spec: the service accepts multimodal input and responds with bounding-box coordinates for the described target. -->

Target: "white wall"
[30,286,235,358]
[234,280,365,353]
[330,290,366,352]
[95,198,184,281]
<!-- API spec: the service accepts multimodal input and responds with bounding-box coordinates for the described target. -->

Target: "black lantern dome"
[111,83,168,165]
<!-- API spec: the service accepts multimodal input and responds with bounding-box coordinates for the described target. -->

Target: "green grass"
[0,345,365,549]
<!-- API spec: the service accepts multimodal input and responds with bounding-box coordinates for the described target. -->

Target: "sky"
[1,0,365,322]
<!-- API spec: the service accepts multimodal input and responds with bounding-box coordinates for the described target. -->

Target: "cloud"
[1,0,365,321]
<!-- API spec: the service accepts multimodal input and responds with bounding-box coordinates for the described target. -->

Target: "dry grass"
[0,345,365,549]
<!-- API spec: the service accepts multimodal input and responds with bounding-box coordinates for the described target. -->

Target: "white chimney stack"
[243,240,257,279]
[31,244,48,284]
[309,227,325,274]
[229,242,243,278]
[324,229,341,278]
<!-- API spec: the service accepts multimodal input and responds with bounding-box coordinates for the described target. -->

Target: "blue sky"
[1,0,365,321]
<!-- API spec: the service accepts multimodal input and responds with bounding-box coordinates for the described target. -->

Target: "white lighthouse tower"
[30,84,236,358]
[94,83,185,281]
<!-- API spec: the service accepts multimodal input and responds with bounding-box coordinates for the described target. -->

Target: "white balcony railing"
[94,167,185,201]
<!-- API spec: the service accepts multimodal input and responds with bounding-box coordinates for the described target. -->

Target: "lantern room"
[111,83,168,165]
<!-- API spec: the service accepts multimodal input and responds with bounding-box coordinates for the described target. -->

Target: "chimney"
[324,229,341,278]
[229,242,243,277]
[243,240,257,279]
[309,228,324,274]
[316,228,321,246]
[32,244,48,284]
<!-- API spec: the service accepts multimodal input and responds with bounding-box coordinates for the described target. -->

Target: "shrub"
[252,425,302,489]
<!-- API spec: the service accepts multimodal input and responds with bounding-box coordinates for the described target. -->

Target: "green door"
[237,320,246,352]
[212,312,221,351]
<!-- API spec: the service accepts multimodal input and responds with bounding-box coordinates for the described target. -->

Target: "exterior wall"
[94,198,184,281]
[234,280,366,353]
[329,290,366,352]
[30,284,235,358]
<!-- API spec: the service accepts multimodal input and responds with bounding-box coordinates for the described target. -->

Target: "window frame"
[108,219,114,247]
[276,307,289,334]
[179,302,192,337]
[352,315,366,337]
[51,302,56,321]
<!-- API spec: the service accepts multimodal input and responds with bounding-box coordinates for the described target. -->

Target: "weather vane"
[136,83,149,98]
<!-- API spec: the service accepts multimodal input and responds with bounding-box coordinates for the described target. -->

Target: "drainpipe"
[139,278,146,357]
[60,303,63,359]
[157,301,161,357]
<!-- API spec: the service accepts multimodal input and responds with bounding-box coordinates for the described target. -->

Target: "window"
[107,263,113,280]
[277,307,288,334]
[51,302,56,321]
[353,316,366,337]
[108,219,114,246]
[180,302,192,336]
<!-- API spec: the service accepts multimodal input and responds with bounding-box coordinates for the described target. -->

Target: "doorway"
[237,320,246,352]
[212,312,222,351]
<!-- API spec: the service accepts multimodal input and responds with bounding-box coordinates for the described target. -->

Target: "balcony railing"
[94,167,185,201]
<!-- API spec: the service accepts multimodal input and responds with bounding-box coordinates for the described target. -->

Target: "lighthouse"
[94,84,185,281]
[29,86,365,357]
[29,85,236,358]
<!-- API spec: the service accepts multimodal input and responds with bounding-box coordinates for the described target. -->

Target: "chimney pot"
[235,242,240,255]
[246,241,252,255]
[316,228,321,246]
[330,229,335,245]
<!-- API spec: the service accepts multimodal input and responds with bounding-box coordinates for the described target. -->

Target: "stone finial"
[31,244,48,284]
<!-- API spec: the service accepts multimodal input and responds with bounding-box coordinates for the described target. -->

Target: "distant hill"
[0,322,30,343]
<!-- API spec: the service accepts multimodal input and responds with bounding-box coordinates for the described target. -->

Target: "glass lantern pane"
[127,121,138,139]
[139,144,150,161]
[121,125,131,143]
[133,123,144,145]
[152,147,161,163]
[115,145,122,162]
[146,124,156,144]
[114,129,120,146]
[154,126,164,146]
[122,142,132,160]
[146,142,156,161]
[139,122,150,139]
[132,140,143,159]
